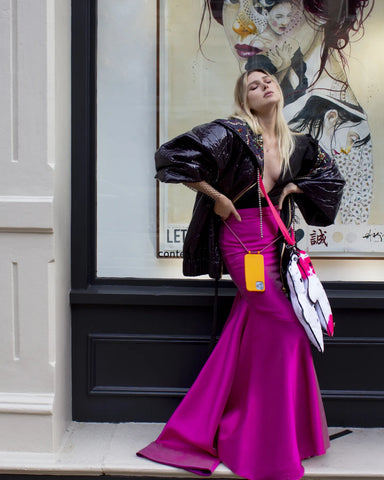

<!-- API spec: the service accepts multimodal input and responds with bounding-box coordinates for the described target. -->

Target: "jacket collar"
[215,118,264,171]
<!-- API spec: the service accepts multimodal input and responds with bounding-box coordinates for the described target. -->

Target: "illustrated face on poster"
[158,0,383,256]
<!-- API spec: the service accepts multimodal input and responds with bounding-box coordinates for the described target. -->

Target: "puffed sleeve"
[293,136,345,226]
[155,122,229,184]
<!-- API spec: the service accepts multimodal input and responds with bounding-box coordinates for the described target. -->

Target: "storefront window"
[97,0,384,279]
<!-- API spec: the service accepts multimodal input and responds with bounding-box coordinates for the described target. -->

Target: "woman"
[205,0,374,223]
[137,70,344,480]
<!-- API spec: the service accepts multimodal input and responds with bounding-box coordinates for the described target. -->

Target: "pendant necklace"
[257,169,263,239]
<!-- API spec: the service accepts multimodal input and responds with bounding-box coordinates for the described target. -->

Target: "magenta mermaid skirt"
[137,207,330,480]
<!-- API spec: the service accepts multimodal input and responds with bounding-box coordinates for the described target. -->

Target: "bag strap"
[258,174,295,246]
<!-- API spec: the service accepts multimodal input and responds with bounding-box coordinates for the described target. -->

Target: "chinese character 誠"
[310,229,328,247]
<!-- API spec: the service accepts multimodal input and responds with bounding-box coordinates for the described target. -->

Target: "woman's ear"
[325,109,338,126]
[323,109,339,136]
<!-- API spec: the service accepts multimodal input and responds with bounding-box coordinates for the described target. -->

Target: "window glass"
[97,0,182,278]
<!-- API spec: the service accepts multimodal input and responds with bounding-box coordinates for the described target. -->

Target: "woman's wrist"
[213,192,225,202]
[184,181,223,202]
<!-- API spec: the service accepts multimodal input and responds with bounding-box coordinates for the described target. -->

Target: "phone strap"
[258,175,295,246]
[223,219,282,253]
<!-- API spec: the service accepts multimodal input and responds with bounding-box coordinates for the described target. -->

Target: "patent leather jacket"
[155,118,345,280]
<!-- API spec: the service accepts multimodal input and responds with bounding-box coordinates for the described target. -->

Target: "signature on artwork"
[362,229,384,243]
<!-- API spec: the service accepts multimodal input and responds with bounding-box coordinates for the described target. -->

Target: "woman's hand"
[268,43,292,71]
[214,195,242,222]
[278,182,303,210]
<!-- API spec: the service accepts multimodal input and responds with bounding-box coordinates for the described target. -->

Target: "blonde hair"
[232,69,295,174]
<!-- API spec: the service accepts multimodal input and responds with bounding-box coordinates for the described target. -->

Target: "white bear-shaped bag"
[286,249,334,352]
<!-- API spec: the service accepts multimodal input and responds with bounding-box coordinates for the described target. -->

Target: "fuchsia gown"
[137,206,330,480]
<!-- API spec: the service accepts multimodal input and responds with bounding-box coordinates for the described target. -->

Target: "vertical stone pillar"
[0,0,71,452]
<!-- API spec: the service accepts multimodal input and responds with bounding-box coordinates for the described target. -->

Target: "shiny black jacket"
[155,118,345,280]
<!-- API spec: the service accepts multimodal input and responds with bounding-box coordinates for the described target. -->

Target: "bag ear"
[297,251,334,337]
[287,253,324,352]
[307,275,334,336]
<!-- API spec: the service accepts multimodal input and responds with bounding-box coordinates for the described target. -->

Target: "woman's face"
[320,113,370,157]
[268,3,293,35]
[246,71,281,113]
[222,0,318,70]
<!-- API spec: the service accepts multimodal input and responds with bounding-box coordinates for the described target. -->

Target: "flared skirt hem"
[137,440,328,480]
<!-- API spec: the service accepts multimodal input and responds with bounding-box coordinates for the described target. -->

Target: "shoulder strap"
[258,176,295,246]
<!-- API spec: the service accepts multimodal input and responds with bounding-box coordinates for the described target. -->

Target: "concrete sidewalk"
[0,422,383,478]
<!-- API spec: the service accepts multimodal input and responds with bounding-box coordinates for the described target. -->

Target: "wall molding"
[0,196,53,232]
[322,390,384,400]
[0,393,54,415]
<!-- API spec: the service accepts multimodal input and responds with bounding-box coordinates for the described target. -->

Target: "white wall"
[0,0,71,452]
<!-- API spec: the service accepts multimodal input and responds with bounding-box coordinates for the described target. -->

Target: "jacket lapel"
[215,118,264,171]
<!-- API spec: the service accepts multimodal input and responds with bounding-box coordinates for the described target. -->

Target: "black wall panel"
[71,288,232,422]
[71,283,384,426]
[89,334,210,393]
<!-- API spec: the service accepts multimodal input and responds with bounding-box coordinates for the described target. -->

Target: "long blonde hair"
[232,69,295,174]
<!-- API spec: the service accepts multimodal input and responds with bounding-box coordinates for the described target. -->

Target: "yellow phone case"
[244,253,265,292]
